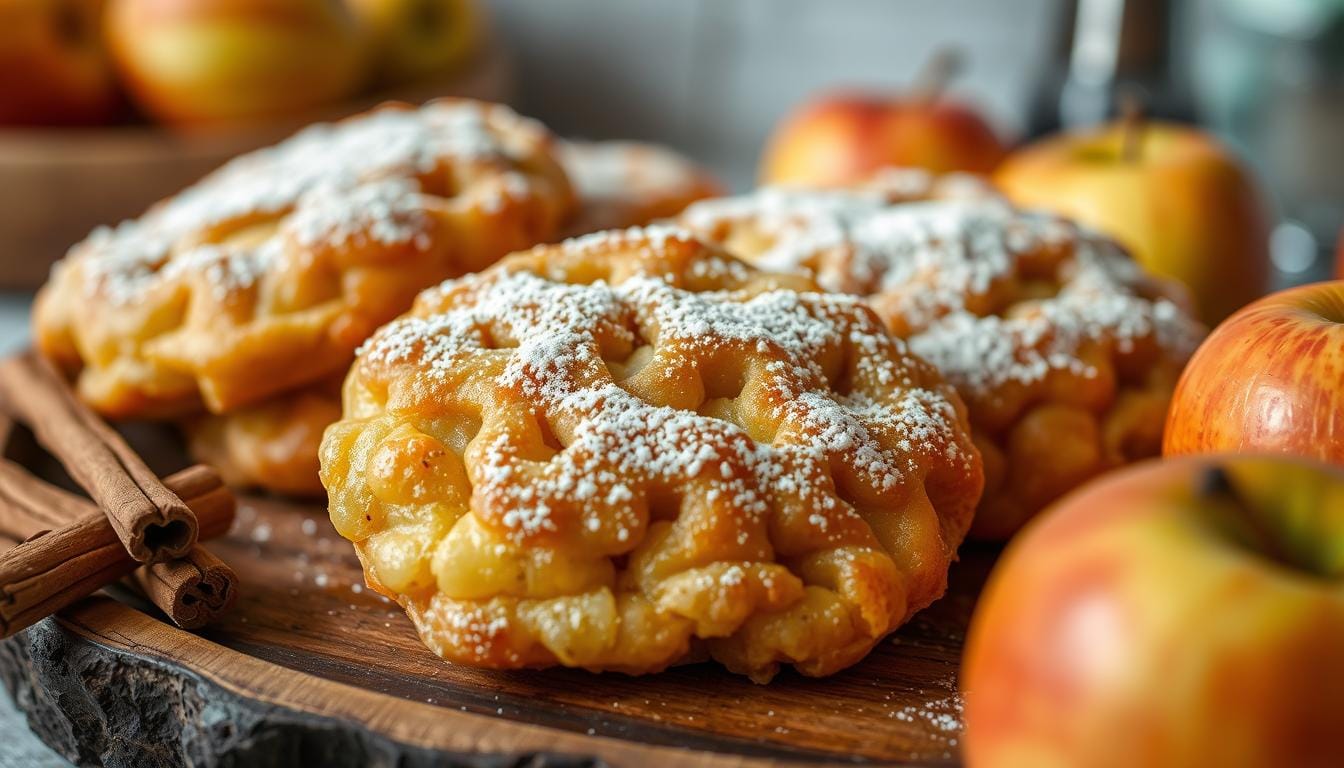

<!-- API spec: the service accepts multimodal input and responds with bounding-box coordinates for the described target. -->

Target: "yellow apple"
[995,121,1271,325]
[0,0,120,126]
[963,454,1344,768]
[104,0,368,126]
[344,0,480,84]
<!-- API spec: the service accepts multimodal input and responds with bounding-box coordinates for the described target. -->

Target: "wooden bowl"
[0,47,512,289]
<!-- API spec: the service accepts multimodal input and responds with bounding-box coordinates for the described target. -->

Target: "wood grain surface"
[0,425,996,766]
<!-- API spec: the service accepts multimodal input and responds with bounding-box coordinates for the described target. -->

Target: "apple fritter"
[169,139,722,497]
[33,99,575,418]
[678,184,1205,538]
[557,140,723,238]
[320,226,983,681]
[182,378,342,497]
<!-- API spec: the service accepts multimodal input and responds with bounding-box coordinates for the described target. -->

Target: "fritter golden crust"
[321,226,983,681]
[182,377,342,497]
[34,99,575,418]
[678,179,1204,537]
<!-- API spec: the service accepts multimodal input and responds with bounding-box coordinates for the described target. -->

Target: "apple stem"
[1118,88,1146,163]
[1200,467,1297,571]
[914,48,963,104]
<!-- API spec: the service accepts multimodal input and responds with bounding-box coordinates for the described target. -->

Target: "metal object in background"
[1190,0,1344,286]
[1031,0,1191,133]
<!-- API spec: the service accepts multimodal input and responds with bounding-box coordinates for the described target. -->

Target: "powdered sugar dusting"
[681,191,1204,399]
[360,246,972,542]
[334,231,985,679]
[561,141,708,202]
[680,186,897,285]
[61,101,548,304]
[560,223,697,256]
[286,178,432,250]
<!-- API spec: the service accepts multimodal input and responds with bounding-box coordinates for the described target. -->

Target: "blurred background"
[0,1,1341,761]
[0,0,1341,326]
[465,0,1344,286]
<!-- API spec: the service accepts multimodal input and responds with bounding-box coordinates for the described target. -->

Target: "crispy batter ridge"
[35,99,575,417]
[321,226,983,681]
[679,179,1204,536]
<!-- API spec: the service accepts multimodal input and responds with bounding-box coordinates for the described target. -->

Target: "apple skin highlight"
[962,455,1344,768]
[759,92,1006,187]
[105,0,367,125]
[1164,281,1344,467]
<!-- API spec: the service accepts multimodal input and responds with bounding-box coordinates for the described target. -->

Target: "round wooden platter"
[0,426,995,767]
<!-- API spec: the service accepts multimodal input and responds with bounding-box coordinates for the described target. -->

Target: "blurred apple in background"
[346,0,480,85]
[759,49,1006,186]
[105,0,368,126]
[963,454,1344,768]
[1164,281,1344,467]
[995,106,1271,325]
[0,0,121,126]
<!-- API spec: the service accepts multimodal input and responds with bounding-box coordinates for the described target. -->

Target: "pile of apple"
[0,0,480,127]
[766,64,1344,767]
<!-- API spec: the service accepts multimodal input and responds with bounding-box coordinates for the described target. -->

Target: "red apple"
[963,454,1344,768]
[759,51,1006,186]
[1163,281,1344,466]
[995,120,1271,325]
[0,0,120,126]
[344,0,481,85]
[104,0,368,126]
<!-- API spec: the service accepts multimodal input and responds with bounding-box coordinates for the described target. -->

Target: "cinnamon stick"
[0,352,197,563]
[0,462,235,639]
[131,547,237,630]
[0,522,140,638]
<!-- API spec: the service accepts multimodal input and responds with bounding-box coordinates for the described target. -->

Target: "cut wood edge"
[6,597,801,768]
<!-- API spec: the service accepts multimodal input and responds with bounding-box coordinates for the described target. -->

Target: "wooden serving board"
[0,425,997,767]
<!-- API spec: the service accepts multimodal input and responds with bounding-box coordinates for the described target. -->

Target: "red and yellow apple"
[104,0,368,126]
[0,0,120,126]
[759,51,1005,186]
[995,121,1270,325]
[344,0,480,85]
[962,454,1344,768]
[1163,281,1344,466]
[759,93,1006,186]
